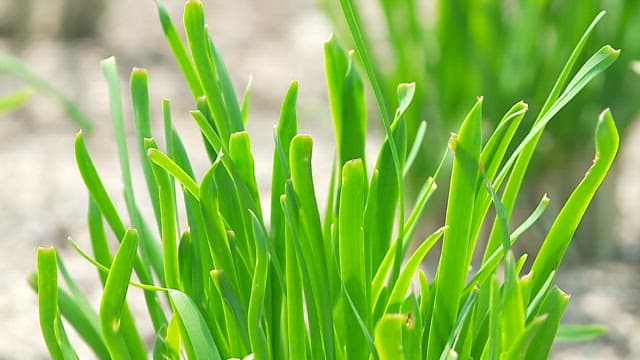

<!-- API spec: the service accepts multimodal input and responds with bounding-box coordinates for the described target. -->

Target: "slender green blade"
[385,227,445,314]
[529,109,619,296]
[229,131,261,216]
[282,193,308,359]
[270,81,298,359]
[148,147,200,200]
[207,37,244,131]
[503,314,547,359]
[375,314,406,360]
[0,53,92,131]
[88,198,112,285]
[37,247,79,360]
[147,141,181,291]
[200,163,243,302]
[338,159,369,359]
[289,135,329,287]
[282,185,325,359]
[169,290,222,360]
[289,135,335,359]
[154,0,203,99]
[102,56,165,290]
[75,131,127,238]
[184,0,234,144]
[556,325,606,342]
[0,88,33,111]
[56,254,110,359]
[248,212,271,359]
[130,68,162,229]
[324,34,348,137]
[365,116,406,280]
[99,229,146,360]
[332,46,367,171]
[240,75,252,125]
[428,98,482,358]
[524,287,570,360]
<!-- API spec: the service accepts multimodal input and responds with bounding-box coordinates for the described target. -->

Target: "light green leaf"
[556,325,606,342]
[169,290,222,360]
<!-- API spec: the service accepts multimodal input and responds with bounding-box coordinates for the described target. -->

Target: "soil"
[0,0,638,359]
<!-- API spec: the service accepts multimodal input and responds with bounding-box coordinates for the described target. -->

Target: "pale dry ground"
[0,0,638,359]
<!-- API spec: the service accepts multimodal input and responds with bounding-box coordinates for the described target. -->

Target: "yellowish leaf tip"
[604,45,621,56]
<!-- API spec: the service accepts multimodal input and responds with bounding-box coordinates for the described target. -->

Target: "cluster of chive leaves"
[34,1,619,359]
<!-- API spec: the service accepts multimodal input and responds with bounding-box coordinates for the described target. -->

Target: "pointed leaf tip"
[397,82,416,113]
[604,45,621,57]
[596,108,619,155]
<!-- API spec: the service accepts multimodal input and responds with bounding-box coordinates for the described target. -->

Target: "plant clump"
[32,0,620,359]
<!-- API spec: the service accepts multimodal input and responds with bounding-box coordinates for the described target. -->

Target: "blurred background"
[0,0,638,358]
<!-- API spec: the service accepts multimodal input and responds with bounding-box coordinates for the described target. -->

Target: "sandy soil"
[0,0,638,359]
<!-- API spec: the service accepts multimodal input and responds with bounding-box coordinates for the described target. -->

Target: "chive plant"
[33,0,620,358]
[0,53,93,131]
[321,0,639,172]
[321,0,640,259]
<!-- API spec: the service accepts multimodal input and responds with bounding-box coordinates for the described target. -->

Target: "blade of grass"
[0,53,93,131]
[37,247,79,360]
[338,159,369,359]
[503,314,547,359]
[282,193,308,359]
[209,270,250,355]
[154,0,204,99]
[281,184,326,359]
[148,147,200,199]
[428,98,482,358]
[29,273,109,359]
[56,254,110,358]
[99,229,146,360]
[467,102,528,265]
[402,147,448,249]
[339,0,407,289]
[403,120,427,177]
[341,282,380,360]
[130,68,162,229]
[88,198,112,285]
[270,81,298,359]
[76,131,168,329]
[169,290,222,360]
[184,0,233,144]
[102,57,165,287]
[388,83,414,283]
[0,88,33,111]
[375,314,406,360]
[365,116,405,283]
[207,37,244,131]
[229,131,262,217]
[556,325,606,342]
[464,194,550,296]
[248,211,271,359]
[147,139,181,290]
[289,134,335,359]
[385,227,445,314]
[200,163,244,303]
[240,75,252,125]
[439,289,479,360]
[524,287,570,360]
